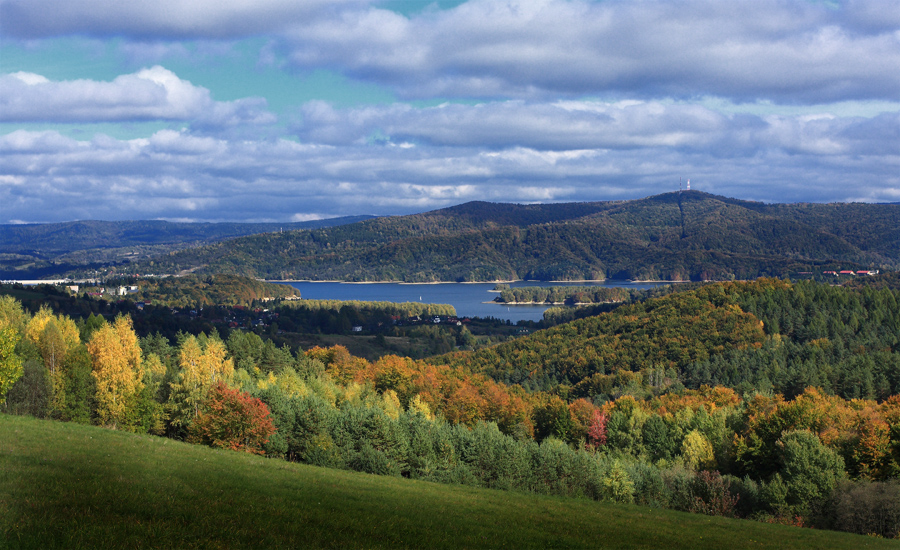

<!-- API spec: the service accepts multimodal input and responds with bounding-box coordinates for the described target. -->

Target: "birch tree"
[168,334,234,430]
[87,316,144,429]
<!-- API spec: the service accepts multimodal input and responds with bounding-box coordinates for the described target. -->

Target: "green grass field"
[1,414,894,549]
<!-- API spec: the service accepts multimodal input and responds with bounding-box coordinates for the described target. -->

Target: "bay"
[276,280,671,323]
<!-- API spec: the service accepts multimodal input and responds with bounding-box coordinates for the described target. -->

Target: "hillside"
[2,414,889,550]
[119,191,899,282]
[436,278,900,402]
[0,216,373,279]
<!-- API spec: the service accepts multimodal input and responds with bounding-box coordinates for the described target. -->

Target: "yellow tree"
[25,307,81,414]
[0,296,29,334]
[0,327,23,405]
[87,316,144,429]
[0,297,27,407]
[168,334,234,429]
[682,429,716,470]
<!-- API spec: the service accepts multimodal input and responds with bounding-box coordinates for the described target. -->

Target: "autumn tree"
[168,334,234,431]
[0,296,29,334]
[682,429,716,470]
[0,297,27,405]
[86,315,144,429]
[0,327,24,405]
[188,381,275,455]
[586,409,608,449]
[25,306,81,415]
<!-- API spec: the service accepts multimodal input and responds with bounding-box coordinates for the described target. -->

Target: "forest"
[123,274,301,307]
[493,284,635,304]
[1,276,899,538]
[441,278,900,403]
[0,216,372,280]
[97,191,900,282]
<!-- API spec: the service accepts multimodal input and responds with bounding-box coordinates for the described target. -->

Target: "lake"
[276,281,671,323]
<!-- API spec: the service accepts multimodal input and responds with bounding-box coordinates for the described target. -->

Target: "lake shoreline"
[268,279,681,284]
[486,300,625,306]
[274,280,672,323]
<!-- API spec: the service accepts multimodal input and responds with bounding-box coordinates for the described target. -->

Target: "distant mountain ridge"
[0,216,374,279]
[0,217,375,253]
[114,191,900,282]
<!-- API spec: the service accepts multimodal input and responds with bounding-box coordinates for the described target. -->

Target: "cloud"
[0,0,366,40]
[297,100,730,150]
[0,67,276,129]
[2,105,898,223]
[275,0,900,103]
[3,0,898,103]
[2,1,898,222]
[296,99,900,158]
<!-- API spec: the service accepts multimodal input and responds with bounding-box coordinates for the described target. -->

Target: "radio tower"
[686,179,691,191]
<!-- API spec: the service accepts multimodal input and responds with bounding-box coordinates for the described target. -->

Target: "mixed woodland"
[0,216,372,280]
[101,191,900,282]
[2,276,900,539]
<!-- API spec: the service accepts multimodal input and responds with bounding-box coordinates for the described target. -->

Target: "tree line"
[493,285,633,305]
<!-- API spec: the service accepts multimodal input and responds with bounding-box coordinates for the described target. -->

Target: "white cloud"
[0,67,276,127]
[296,99,900,157]
[3,0,898,103]
[2,111,898,223]
[276,0,900,103]
[2,1,899,222]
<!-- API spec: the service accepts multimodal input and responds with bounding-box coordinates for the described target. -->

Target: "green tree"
[601,460,635,504]
[0,327,24,405]
[778,430,845,516]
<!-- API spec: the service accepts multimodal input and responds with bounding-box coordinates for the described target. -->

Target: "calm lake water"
[277,281,671,323]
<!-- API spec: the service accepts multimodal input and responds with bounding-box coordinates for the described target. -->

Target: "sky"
[1,0,899,223]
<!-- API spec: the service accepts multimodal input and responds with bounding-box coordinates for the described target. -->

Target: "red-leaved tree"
[189,381,275,455]
[587,409,608,449]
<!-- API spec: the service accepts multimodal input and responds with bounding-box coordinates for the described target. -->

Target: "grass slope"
[2,415,892,549]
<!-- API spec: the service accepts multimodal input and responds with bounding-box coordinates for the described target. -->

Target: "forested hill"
[108,192,900,281]
[0,216,373,279]
[435,278,900,402]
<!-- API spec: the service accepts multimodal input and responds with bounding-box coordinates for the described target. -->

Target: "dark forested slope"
[123,192,898,281]
[0,216,373,279]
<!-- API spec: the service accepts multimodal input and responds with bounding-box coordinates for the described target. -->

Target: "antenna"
[686,179,691,191]
[679,177,682,192]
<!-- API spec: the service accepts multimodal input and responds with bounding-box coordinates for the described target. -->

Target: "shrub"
[600,459,635,504]
[688,470,739,518]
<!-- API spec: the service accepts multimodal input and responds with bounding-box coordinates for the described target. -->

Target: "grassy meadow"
[1,414,894,550]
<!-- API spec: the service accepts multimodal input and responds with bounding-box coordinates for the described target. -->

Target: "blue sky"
[1,0,898,223]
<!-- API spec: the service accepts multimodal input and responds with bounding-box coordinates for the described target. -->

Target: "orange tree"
[189,381,275,455]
